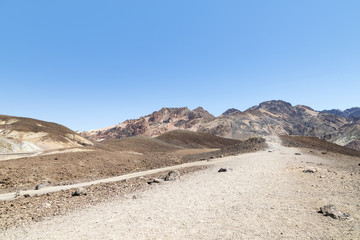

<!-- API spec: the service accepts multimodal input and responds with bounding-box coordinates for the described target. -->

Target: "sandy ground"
[1,136,359,239]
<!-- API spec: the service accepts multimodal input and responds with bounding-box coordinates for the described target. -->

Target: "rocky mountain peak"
[247,100,296,117]
[222,108,242,116]
[295,105,315,111]
[191,107,215,119]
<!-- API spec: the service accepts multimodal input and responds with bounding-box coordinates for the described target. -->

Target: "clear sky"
[1,1,359,131]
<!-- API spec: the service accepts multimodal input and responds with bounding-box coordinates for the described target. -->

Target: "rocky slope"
[322,107,360,120]
[81,100,360,151]
[82,107,215,140]
[0,115,93,154]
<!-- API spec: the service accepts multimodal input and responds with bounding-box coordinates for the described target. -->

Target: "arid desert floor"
[1,136,359,239]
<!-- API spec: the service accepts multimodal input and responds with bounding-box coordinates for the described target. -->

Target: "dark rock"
[71,187,87,197]
[147,178,164,184]
[164,170,180,181]
[35,182,51,190]
[303,169,315,173]
[23,194,30,198]
[319,205,352,220]
[295,153,301,155]
[218,168,227,172]
[322,152,327,155]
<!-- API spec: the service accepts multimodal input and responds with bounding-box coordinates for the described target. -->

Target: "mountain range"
[81,100,360,151]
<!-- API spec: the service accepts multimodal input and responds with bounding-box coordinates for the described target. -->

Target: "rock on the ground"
[319,205,352,220]
[147,178,165,185]
[35,182,51,190]
[71,187,87,197]
[164,170,180,181]
[218,168,227,172]
[303,169,315,173]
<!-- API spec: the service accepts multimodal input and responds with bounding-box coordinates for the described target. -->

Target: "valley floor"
[1,137,360,239]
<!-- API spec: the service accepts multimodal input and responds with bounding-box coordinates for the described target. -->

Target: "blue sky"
[0,0,359,131]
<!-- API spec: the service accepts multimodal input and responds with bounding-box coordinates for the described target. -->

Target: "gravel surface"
[2,136,359,239]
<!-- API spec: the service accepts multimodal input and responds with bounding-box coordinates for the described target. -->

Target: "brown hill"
[279,135,360,158]
[0,115,93,154]
[96,136,182,153]
[155,130,241,149]
[183,137,267,162]
[97,130,240,153]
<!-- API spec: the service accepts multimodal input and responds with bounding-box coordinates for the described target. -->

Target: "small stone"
[322,152,327,155]
[71,187,87,197]
[319,205,352,220]
[147,178,165,185]
[218,168,227,173]
[303,169,315,173]
[153,178,164,183]
[295,153,301,155]
[35,182,50,190]
[23,194,30,198]
[164,170,180,181]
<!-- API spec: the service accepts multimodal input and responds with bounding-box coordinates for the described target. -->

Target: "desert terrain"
[1,135,359,239]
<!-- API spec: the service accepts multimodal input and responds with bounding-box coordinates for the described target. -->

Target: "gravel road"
[2,136,359,239]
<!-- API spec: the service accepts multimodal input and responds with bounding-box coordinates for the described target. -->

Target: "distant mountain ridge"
[81,100,360,151]
[321,107,360,120]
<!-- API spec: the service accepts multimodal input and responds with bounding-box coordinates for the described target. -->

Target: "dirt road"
[2,136,359,239]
